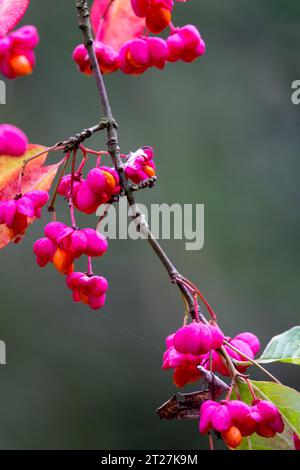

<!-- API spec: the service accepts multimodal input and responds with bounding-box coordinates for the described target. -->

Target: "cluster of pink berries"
[0,190,49,243]
[0,135,156,309]
[33,222,108,309]
[162,320,288,449]
[66,272,108,310]
[57,147,155,214]
[73,0,205,76]
[74,25,205,76]
[0,25,39,79]
[162,321,260,387]
[33,222,108,272]
[0,124,28,156]
[200,399,284,448]
[118,25,205,75]
[30,147,155,309]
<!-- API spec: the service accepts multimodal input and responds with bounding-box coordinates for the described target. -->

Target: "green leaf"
[235,380,300,450]
[258,326,300,365]
[238,428,294,450]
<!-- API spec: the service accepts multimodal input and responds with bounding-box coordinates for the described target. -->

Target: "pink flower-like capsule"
[66,271,108,310]
[125,146,156,184]
[118,37,169,75]
[172,323,224,373]
[211,403,232,433]
[199,400,220,434]
[226,400,252,423]
[0,124,28,156]
[200,400,245,436]
[162,330,204,380]
[72,41,119,75]
[43,222,108,258]
[200,398,283,443]
[75,165,120,214]
[131,0,174,34]
[226,400,257,437]
[65,175,97,216]
[86,168,107,194]
[200,399,253,448]
[0,26,39,79]
[234,332,260,356]
[173,321,213,356]
[87,166,120,195]
[75,166,120,214]
[147,37,169,69]
[0,190,49,242]
[34,222,108,275]
[33,237,57,268]
[251,400,284,437]
[162,346,184,370]
[57,174,83,199]
[167,25,206,63]
[200,399,254,444]
[118,38,150,75]
[75,181,100,214]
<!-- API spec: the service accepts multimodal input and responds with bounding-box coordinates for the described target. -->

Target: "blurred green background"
[0,0,300,450]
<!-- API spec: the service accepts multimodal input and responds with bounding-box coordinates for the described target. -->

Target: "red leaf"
[91,0,145,52]
[0,144,60,248]
[0,0,29,37]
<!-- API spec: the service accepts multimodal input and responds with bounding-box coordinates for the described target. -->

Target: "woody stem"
[76,0,196,316]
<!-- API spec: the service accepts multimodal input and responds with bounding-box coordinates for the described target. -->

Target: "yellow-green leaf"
[258,327,300,365]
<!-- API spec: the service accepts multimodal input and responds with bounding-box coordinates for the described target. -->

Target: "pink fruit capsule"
[86,168,107,194]
[81,228,108,257]
[226,400,251,422]
[0,124,28,156]
[199,400,219,434]
[174,322,213,356]
[234,332,260,356]
[209,324,225,349]
[76,181,99,212]
[211,404,232,433]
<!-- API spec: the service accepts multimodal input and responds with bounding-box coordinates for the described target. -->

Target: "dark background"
[0,0,299,449]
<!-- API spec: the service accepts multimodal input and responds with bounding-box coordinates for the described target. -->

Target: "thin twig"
[76,0,196,316]
[219,345,243,380]
[245,378,258,400]
[224,340,281,384]
[57,122,108,152]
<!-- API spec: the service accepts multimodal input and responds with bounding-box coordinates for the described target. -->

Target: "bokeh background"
[0,0,300,450]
